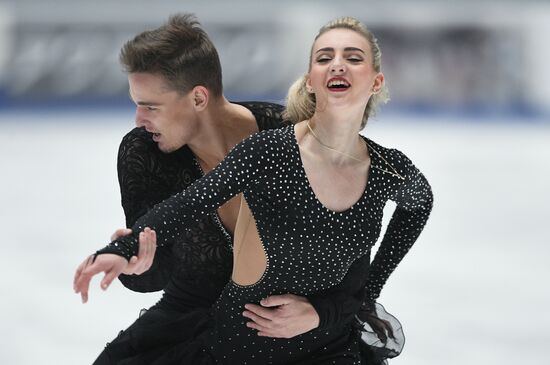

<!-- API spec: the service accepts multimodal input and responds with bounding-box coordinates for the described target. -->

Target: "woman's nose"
[330,58,345,73]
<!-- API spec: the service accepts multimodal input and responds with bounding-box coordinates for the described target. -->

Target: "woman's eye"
[348,57,363,63]
[316,57,331,63]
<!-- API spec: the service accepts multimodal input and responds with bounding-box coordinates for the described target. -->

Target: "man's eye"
[147,106,157,111]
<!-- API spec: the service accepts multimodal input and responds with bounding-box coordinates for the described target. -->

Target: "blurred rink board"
[0,0,550,117]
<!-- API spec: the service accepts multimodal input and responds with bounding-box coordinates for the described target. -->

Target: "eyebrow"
[315,47,366,54]
[128,89,161,106]
[136,101,161,106]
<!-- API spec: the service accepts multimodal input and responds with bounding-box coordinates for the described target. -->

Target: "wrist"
[307,302,320,329]
[96,235,138,261]
[306,295,332,329]
[95,246,132,262]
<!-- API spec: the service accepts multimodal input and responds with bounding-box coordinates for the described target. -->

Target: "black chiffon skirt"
[94,302,404,365]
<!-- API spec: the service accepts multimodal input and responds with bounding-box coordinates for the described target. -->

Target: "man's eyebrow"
[128,90,161,106]
[136,101,161,106]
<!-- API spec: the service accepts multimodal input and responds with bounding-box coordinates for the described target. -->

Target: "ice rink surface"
[1,110,549,364]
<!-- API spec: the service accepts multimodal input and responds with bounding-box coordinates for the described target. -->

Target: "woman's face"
[307,28,383,111]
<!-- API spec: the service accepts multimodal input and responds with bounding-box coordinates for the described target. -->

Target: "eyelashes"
[315,56,364,64]
[316,58,331,63]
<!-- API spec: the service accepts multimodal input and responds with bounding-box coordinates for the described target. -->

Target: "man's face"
[128,72,197,153]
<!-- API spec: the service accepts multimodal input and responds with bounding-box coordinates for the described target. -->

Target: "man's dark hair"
[120,13,223,97]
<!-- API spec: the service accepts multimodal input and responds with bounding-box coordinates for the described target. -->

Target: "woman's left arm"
[364,150,434,308]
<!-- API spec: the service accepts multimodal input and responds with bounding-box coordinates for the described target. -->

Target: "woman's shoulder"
[363,137,419,180]
[364,138,411,161]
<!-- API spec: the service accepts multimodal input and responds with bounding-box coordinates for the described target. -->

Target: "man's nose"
[135,108,147,128]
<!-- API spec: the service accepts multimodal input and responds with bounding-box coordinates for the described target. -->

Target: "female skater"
[75,17,432,364]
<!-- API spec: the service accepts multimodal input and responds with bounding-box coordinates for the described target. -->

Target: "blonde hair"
[284,17,389,128]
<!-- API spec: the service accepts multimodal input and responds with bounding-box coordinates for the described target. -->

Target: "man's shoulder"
[236,100,284,114]
[234,101,291,130]
[243,125,294,152]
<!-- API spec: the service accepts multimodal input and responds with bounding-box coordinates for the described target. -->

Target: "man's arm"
[115,128,190,292]
[242,252,370,337]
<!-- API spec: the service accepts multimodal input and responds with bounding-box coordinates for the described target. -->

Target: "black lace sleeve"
[363,149,434,308]
[115,102,286,294]
[116,128,198,292]
[97,130,282,259]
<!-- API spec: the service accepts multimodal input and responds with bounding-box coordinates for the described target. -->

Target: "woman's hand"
[73,228,157,303]
[111,228,157,275]
[73,253,128,303]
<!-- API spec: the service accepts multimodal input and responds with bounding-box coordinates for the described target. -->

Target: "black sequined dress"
[115,102,371,325]
[98,123,433,364]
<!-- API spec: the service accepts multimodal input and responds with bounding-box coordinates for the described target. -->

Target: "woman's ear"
[305,75,314,94]
[371,73,385,94]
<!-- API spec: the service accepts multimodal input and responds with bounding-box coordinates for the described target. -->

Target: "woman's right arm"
[96,130,279,260]
[75,131,279,302]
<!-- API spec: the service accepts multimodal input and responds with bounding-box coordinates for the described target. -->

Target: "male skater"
[74,14,382,364]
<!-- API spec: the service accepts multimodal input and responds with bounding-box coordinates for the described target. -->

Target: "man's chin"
[158,143,179,154]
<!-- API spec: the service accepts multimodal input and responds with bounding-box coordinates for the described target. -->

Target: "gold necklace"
[305,120,406,180]
[306,120,364,163]
[367,144,406,180]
